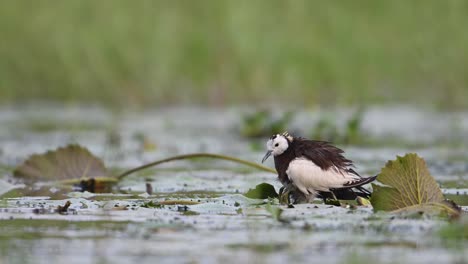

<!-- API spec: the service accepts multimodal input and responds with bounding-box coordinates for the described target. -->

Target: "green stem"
[117,153,277,180]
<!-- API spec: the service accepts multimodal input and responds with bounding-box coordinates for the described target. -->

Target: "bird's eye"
[275,143,279,147]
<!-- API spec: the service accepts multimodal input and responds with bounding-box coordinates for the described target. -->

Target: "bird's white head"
[262,132,293,163]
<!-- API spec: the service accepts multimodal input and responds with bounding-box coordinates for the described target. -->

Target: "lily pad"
[371,153,460,217]
[244,183,279,199]
[14,144,109,182]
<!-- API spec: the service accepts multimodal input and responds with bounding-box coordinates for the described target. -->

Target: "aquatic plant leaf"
[244,183,278,199]
[371,153,459,217]
[14,144,108,182]
[265,203,283,221]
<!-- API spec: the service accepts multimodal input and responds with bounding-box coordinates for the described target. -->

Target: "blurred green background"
[1,0,467,108]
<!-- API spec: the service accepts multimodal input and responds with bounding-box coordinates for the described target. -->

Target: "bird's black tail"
[342,175,378,189]
[338,175,378,198]
[355,186,372,196]
[320,175,378,200]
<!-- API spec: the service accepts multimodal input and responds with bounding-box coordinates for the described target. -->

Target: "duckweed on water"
[444,194,468,206]
[441,180,468,189]
[181,210,200,216]
[0,219,131,239]
[362,240,418,248]
[141,200,199,209]
[141,201,164,208]
[265,203,284,222]
[438,217,468,243]
[227,242,290,253]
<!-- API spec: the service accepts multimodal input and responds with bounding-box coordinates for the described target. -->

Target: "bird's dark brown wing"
[292,138,359,176]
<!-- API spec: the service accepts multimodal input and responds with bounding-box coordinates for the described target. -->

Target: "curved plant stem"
[117,153,276,180]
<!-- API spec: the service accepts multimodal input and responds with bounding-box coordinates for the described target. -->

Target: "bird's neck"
[273,145,296,184]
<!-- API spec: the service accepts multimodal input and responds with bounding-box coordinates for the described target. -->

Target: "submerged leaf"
[371,153,459,217]
[14,144,108,182]
[244,183,279,199]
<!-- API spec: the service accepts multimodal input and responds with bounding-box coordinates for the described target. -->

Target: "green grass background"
[1,0,467,108]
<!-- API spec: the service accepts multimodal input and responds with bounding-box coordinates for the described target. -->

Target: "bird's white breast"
[286,158,360,195]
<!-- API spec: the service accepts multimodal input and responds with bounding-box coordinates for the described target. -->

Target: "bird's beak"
[262,150,272,163]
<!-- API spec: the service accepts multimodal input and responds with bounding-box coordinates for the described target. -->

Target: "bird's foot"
[279,183,294,205]
[320,191,341,206]
[323,198,341,206]
[279,184,311,205]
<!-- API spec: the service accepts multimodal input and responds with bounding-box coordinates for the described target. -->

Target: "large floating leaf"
[14,145,109,182]
[371,153,459,217]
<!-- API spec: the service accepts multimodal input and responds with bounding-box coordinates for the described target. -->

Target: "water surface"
[0,106,467,264]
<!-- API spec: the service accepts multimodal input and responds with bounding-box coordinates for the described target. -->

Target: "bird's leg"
[279,182,295,205]
[289,185,312,204]
[304,193,317,203]
[330,191,338,201]
[280,183,315,204]
[278,186,285,197]
[322,196,327,204]
[323,190,341,206]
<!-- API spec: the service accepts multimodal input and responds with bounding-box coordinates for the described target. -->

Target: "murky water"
[0,105,467,264]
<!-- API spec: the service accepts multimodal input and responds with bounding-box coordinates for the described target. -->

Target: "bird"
[261,131,377,203]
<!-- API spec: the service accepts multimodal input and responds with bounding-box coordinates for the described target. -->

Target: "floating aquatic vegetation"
[11,145,275,195]
[244,183,278,199]
[13,145,110,182]
[265,202,284,222]
[9,145,461,220]
[371,153,461,218]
